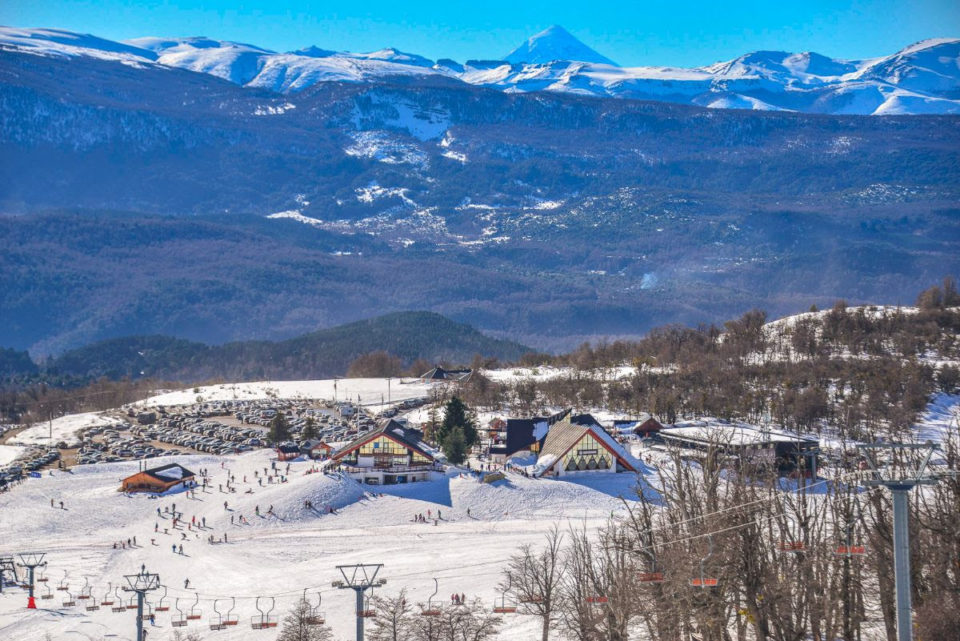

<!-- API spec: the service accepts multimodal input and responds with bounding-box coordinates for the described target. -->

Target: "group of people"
[112,536,137,549]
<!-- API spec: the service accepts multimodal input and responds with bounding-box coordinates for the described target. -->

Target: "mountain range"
[0,24,958,356]
[1,25,959,115]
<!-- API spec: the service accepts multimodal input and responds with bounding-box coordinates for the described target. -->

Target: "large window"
[563,432,612,471]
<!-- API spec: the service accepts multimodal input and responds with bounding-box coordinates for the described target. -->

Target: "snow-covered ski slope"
[0,447,646,640]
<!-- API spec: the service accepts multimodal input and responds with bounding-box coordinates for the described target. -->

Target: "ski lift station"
[655,422,819,476]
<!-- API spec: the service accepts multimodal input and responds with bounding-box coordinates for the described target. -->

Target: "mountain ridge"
[1,25,957,114]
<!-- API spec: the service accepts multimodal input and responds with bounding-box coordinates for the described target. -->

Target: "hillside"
[0,42,957,354]
[42,311,530,382]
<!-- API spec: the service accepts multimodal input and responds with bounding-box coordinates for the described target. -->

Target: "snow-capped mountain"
[0,25,958,114]
[504,24,618,66]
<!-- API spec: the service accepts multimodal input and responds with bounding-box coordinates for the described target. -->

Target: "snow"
[913,393,960,443]
[663,419,815,445]
[0,447,643,640]
[504,25,618,67]
[3,27,958,114]
[131,378,437,410]
[8,412,113,447]
[0,445,26,467]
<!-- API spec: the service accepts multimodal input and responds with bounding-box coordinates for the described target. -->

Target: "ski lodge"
[330,419,439,485]
[275,443,301,461]
[120,463,196,494]
[487,409,571,463]
[533,415,638,477]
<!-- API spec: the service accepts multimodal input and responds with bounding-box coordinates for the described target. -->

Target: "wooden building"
[330,419,438,485]
[121,463,196,494]
[275,443,301,461]
[534,416,637,477]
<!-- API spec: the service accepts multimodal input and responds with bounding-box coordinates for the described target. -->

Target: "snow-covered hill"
[2,25,958,114]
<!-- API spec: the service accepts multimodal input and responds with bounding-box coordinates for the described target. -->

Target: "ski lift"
[210,598,227,631]
[358,591,377,618]
[635,547,665,583]
[40,582,54,601]
[186,592,202,620]
[251,596,277,629]
[421,579,441,617]
[305,591,325,625]
[171,598,188,627]
[56,570,69,591]
[111,587,126,613]
[85,587,101,610]
[62,589,76,608]
[493,576,517,614]
[125,591,138,610]
[101,582,115,607]
[77,576,92,600]
[155,585,170,612]
[778,492,805,553]
[36,569,48,583]
[690,535,719,588]
[835,499,867,557]
[223,597,239,626]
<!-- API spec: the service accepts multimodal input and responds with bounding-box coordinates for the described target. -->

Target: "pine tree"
[268,413,291,445]
[276,598,332,641]
[302,416,318,440]
[437,396,478,448]
[442,426,468,465]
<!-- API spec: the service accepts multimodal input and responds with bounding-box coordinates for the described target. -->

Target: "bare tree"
[369,588,415,641]
[276,598,333,641]
[501,525,564,641]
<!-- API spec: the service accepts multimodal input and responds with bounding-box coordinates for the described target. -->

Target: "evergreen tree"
[437,396,478,448]
[276,598,333,641]
[302,416,318,440]
[268,413,291,445]
[442,426,468,465]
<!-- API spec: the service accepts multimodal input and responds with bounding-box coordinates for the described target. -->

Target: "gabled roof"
[332,418,435,462]
[535,417,637,475]
[420,366,472,381]
[276,443,300,453]
[129,463,195,484]
[497,408,570,456]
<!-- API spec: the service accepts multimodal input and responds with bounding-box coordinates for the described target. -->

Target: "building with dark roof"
[487,409,570,462]
[330,419,439,485]
[419,366,472,383]
[121,463,196,494]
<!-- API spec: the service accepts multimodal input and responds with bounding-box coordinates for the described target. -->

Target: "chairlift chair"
[250,596,277,629]
[40,582,54,601]
[186,592,202,620]
[210,598,227,631]
[36,569,48,583]
[358,593,376,618]
[834,499,867,557]
[420,579,441,617]
[636,547,665,583]
[492,577,517,614]
[690,535,719,589]
[77,576,91,600]
[101,582,115,607]
[111,587,126,613]
[224,597,239,626]
[171,598,188,627]
[154,585,170,612]
[62,589,76,608]
[125,592,139,610]
[56,570,69,591]
[778,492,806,553]
[305,591,326,625]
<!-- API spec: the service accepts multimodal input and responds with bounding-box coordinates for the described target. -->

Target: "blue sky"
[2,0,958,66]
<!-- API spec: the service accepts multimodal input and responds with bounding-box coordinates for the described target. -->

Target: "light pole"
[858,442,939,641]
[333,564,385,641]
[17,552,46,609]
[124,565,160,641]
